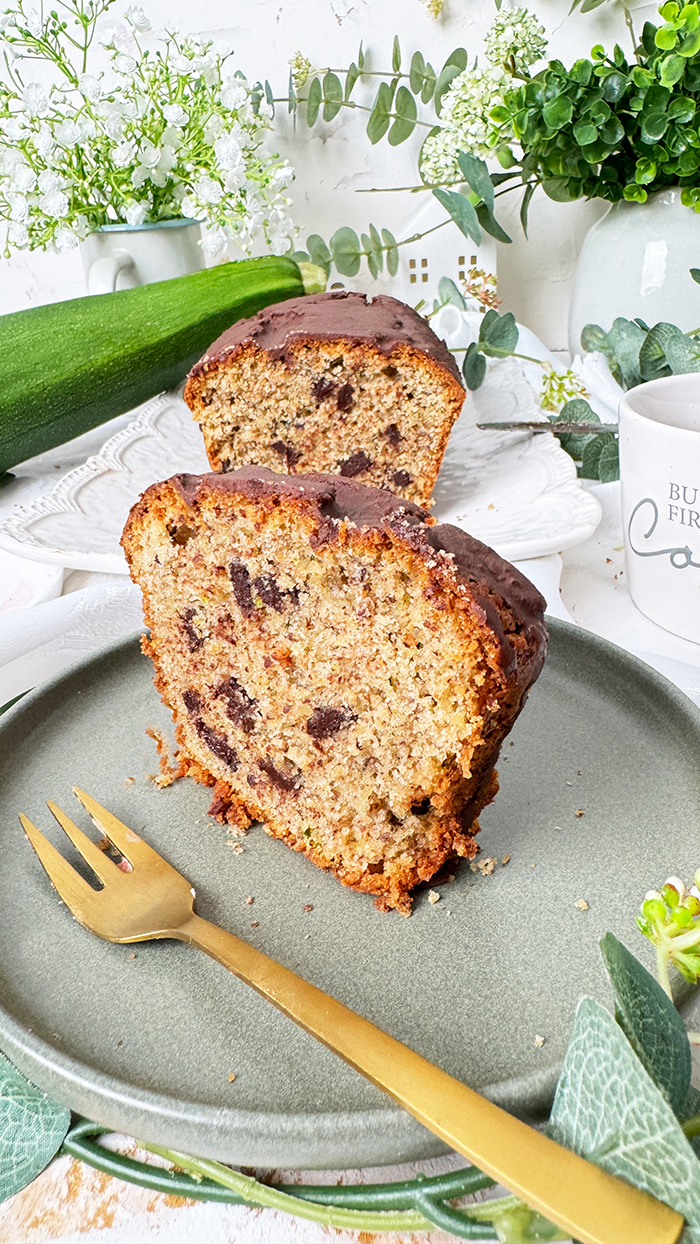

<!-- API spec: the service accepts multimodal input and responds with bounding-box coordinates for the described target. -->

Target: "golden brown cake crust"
[182,292,465,508]
[123,467,547,913]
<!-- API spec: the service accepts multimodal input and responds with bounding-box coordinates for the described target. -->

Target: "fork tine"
[20,813,98,919]
[72,787,155,866]
[46,800,116,884]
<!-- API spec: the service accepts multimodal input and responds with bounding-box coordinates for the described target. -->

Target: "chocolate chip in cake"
[339,450,372,478]
[229,558,255,616]
[312,376,337,402]
[306,705,357,739]
[411,797,431,816]
[336,383,354,413]
[180,607,204,652]
[258,757,303,793]
[271,440,302,469]
[254,572,285,612]
[195,719,239,770]
[182,689,202,714]
[384,423,401,449]
[215,676,257,733]
[392,470,411,488]
[168,522,197,546]
[382,365,399,380]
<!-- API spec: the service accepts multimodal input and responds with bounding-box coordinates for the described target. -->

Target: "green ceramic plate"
[0,620,698,1168]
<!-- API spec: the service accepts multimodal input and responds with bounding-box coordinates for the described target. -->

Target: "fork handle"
[177,912,682,1244]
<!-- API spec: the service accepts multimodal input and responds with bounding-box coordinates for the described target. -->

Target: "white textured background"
[0,0,660,348]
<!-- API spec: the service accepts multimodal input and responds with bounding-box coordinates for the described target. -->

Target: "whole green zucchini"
[0,254,305,474]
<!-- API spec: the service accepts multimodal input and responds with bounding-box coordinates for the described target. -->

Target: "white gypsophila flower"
[22,82,50,118]
[54,225,78,251]
[150,145,177,186]
[214,131,243,172]
[23,7,42,36]
[420,63,510,176]
[40,188,69,217]
[204,114,225,144]
[113,140,135,167]
[258,99,273,120]
[180,194,196,217]
[125,200,147,226]
[8,220,28,246]
[131,164,150,188]
[99,22,136,54]
[35,124,54,158]
[162,126,183,149]
[4,117,29,140]
[38,168,60,192]
[193,174,223,205]
[138,142,160,168]
[8,192,28,220]
[79,73,102,102]
[10,162,36,192]
[163,103,188,128]
[223,166,245,192]
[77,116,96,141]
[201,226,227,256]
[483,7,547,73]
[0,12,16,29]
[220,77,248,110]
[54,118,80,146]
[113,52,138,75]
[125,5,151,32]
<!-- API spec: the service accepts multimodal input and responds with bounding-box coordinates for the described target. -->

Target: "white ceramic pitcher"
[80,218,205,295]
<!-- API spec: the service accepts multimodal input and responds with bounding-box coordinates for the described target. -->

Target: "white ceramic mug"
[80,218,204,295]
[620,373,700,643]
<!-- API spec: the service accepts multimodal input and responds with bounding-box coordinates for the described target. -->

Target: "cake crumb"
[469,862,478,873]
[534,1034,545,1048]
[227,841,244,854]
[477,857,496,876]
[501,855,511,866]
[575,898,589,911]
[250,921,259,928]
[128,953,137,961]
[428,890,441,904]
[245,895,255,905]
[145,726,184,788]
[303,903,314,912]
[227,1072,236,1082]
[125,776,135,786]
[575,809,585,818]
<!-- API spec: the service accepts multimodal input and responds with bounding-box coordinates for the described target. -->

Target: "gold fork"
[20,789,683,1244]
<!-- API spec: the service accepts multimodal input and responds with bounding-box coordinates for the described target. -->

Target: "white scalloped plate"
[0,344,601,573]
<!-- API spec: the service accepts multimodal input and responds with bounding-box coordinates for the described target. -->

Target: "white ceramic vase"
[568,187,700,356]
[80,218,205,295]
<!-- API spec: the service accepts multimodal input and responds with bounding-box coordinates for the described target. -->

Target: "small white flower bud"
[666,876,687,901]
[644,890,664,903]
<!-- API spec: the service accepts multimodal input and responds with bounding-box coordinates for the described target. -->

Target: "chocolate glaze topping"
[169,466,547,687]
[188,291,464,387]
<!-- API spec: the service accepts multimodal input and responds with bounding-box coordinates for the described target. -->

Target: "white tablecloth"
[1,455,699,1243]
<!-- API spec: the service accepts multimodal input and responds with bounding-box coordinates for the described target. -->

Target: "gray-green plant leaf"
[666,332,700,374]
[330,226,362,277]
[463,341,487,390]
[476,202,512,244]
[344,61,361,100]
[580,322,610,355]
[639,322,679,381]
[551,398,600,459]
[549,997,700,1236]
[388,85,417,145]
[607,317,647,388]
[381,228,399,276]
[367,81,393,144]
[434,49,467,116]
[478,309,519,356]
[0,1052,70,1203]
[306,77,322,126]
[306,234,332,278]
[597,436,620,482]
[601,932,691,1115]
[438,276,466,309]
[457,152,494,211]
[322,72,343,122]
[432,188,482,245]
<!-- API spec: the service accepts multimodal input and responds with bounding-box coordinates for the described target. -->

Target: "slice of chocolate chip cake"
[182,291,465,508]
[122,467,547,913]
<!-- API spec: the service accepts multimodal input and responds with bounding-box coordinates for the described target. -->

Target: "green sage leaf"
[456,152,494,210]
[381,228,399,276]
[0,1052,70,1204]
[330,226,362,277]
[306,77,322,126]
[478,309,518,356]
[322,72,343,122]
[432,188,482,244]
[463,341,487,390]
[600,933,691,1115]
[549,997,700,1232]
[388,86,417,145]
